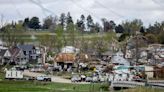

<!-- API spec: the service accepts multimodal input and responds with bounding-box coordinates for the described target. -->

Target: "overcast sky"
[0,0,164,26]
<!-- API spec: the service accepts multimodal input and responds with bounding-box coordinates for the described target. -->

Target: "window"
[24,51,26,55]
[119,74,122,77]
[29,51,32,54]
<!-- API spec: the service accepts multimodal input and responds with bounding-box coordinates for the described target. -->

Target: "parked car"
[92,76,99,82]
[28,77,36,80]
[86,77,92,82]
[99,76,106,82]
[53,66,61,71]
[36,76,51,81]
[71,75,81,82]
[80,75,86,81]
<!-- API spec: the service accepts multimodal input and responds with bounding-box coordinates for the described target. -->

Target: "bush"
[118,33,130,42]
[145,33,158,44]
[158,31,164,44]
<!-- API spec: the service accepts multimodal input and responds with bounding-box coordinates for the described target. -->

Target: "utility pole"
[136,35,139,64]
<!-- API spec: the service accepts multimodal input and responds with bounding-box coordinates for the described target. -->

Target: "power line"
[94,0,124,18]
[10,0,23,18]
[69,0,102,20]
[28,0,55,16]
[152,0,164,7]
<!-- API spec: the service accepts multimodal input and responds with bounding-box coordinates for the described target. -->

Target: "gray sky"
[0,0,164,26]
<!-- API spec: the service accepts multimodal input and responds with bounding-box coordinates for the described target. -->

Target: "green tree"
[55,25,65,52]
[145,34,158,44]
[122,19,143,35]
[2,23,25,46]
[115,24,124,33]
[59,13,66,30]
[23,17,30,29]
[76,15,85,32]
[29,17,40,29]
[101,18,115,32]
[39,34,55,49]
[147,21,164,34]
[86,15,94,31]
[66,12,73,25]
[92,36,108,57]
[118,33,130,42]
[94,22,101,33]
[158,31,164,44]
[67,23,77,46]
[140,26,145,34]
[43,16,53,29]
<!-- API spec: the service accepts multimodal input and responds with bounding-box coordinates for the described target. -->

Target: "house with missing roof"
[54,53,76,70]
[54,46,79,71]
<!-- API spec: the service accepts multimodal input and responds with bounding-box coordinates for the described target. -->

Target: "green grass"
[0,80,109,92]
[0,66,5,80]
[121,87,164,92]
[0,80,163,92]
[0,72,4,80]
[0,69,163,92]
[0,31,116,43]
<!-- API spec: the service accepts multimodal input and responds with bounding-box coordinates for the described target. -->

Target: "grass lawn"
[0,65,14,80]
[0,72,4,80]
[0,68,163,92]
[0,80,163,92]
[0,66,5,80]
[122,87,164,92]
[0,31,116,43]
[0,80,109,92]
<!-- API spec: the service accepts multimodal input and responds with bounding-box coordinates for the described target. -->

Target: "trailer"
[5,70,23,79]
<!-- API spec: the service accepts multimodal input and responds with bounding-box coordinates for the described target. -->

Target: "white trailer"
[5,70,23,79]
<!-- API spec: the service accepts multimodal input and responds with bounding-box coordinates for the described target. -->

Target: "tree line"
[0,12,164,46]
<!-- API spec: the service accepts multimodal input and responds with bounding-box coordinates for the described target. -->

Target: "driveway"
[23,70,71,83]
[23,70,88,84]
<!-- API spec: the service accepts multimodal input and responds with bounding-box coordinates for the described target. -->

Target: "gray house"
[0,49,11,65]
[18,45,39,62]
[9,46,27,65]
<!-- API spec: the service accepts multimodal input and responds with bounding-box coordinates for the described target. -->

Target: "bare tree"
[0,14,4,29]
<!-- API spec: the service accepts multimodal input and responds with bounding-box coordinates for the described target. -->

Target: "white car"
[99,77,106,82]
[92,76,99,82]
[36,76,51,81]
[71,75,81,82]
[86,77,92,82]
